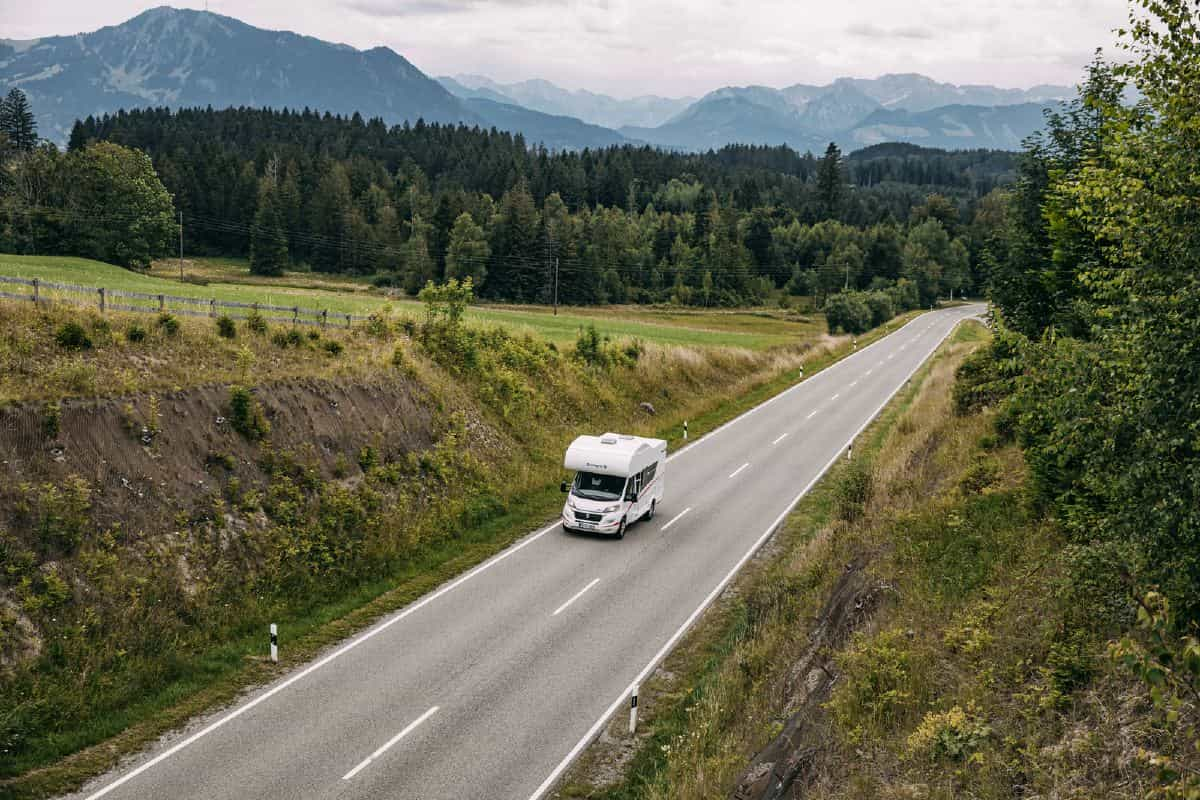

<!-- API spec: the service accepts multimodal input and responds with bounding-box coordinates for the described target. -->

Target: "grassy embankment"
[0,255,920,799]
[0,254,814,350]
[561,320,1177,800]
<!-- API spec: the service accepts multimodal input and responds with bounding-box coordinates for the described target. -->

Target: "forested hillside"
[0,108,1013,306]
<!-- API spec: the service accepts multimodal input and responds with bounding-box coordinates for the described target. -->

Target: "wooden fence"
[0,274,375,329]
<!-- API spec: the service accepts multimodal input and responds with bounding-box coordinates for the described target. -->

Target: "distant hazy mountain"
[448,74,695,130]
[0,6,474,142]
[437,76,519,107]
[629,76,1070,152]
[0,6,632,150]
[845,102,1051,150]
[459,97,628,150]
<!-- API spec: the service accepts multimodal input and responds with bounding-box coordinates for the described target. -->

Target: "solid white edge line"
[341,705,439,781]
[78,307,959,800]
[659,507,692,532]
[552,578,600,617]
[728,462,750,479]
[772,432,788,445]
[525,308,975,800]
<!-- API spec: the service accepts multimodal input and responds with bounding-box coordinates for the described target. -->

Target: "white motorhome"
[561,433,667,539]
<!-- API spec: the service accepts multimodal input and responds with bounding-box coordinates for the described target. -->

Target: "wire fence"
[0,274,375,329]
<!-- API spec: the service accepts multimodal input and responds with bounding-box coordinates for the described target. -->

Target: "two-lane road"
[68,304,983,800]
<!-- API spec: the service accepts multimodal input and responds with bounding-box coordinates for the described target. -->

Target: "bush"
[43,401,61,440]
[864,291,895,328]
[245,311,269,335]
[906,706,991,762]
[835,461,873,521]
[228,385,270,441]
[125,323,147,343]
[574,324,609,368]
[54,322,92,350]
[156,312,179,336]
[215,315,237,339]
[321,339,344,356]
[271,328,305,349]
[824,292,872,334]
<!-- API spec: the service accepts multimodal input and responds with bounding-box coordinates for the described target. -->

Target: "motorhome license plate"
[577,521,596,529]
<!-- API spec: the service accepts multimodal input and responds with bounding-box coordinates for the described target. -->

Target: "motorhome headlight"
[602,504,621,514]
[566,496,577,509]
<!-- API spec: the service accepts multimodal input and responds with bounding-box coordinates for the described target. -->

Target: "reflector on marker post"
[629,684,639,734]
[270,623,278,663]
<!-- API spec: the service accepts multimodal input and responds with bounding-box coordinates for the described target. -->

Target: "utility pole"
[553,256,559,316]
[178,210,184,281]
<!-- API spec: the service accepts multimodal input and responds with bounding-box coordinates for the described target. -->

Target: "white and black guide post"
[629,684,639,734]
[683,420,688,441]
[847,441,853,461]
[269,623,278,663]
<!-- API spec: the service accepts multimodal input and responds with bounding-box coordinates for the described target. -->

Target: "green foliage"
[835,460,873,521]
[16,476,91,555]
[215,315,237,339]
[42,400,61,440]
[155,312,179,336]
[228,385,269,441]
[321,339,343,356]
[574,324,609,368]
[125,323,147,343]
[250,175,288,276]
[245,311,268,335]
[0,88,38,151]
[270,328,305,349]
[828,628,921,743]
[824,292,872,334]
[905,705,991,763]
[419,277,474,328]
[54,322,92,350]
[1112,592,1200,799]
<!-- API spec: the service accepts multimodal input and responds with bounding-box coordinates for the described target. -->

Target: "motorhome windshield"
[572,471,627,501]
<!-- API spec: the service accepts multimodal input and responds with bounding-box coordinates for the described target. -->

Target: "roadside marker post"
[847,442,853,461]
[270,623,278,663]
[629,685,638,734]
[683,421,688,441]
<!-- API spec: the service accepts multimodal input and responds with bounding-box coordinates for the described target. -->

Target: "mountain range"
[0,6,1075,153]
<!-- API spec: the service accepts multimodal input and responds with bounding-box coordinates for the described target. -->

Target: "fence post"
[321,310,328,329]
[158,294,165,312]
[293,306,299,325]
[209,299,216,318]
[98,287,106,313]
[32,278,39,304]
[345,313,351,329]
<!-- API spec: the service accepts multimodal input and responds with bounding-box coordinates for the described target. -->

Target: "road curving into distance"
[65,304,985,800]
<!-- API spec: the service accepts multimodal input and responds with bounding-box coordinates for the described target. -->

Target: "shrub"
[215,315,237,339]
[270,328,305,349]
[824,292,872,334]
[245,311,269,334]
[358,446,379,472]
[906,706,991,762]
[125,323,147,343]
[391,345,417,377]
[835,460,873,521]
[321,339,344,356]
[228,385,270,441]
[574,324,609,368]
[156,312,179,336]
[864,291,895,328]
[42,401,61,440]
[827,628,921,743]
[54,322,92,350]
[306,329,320,341]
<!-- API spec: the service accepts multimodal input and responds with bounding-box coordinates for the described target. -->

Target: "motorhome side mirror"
[560,481,568,493]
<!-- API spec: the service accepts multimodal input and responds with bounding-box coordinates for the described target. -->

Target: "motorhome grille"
[575,511,602,522]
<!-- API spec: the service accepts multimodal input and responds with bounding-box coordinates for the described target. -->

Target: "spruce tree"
[250,180,288,276]
[0,88,38,151]
[816,142,844,220]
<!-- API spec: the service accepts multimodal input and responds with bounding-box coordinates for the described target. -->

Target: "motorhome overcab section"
[561,433,667,539]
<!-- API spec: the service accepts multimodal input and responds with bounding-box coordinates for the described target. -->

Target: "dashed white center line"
[806,410,818,420]
[848,380,858,388]
[772,432,789,445]
[729,463,750,479]
[342,706,439,780]
[865,369,873,376]
[831,393,841,401]
[552,578,600,616]
[660,507,691,531]
[887,353,895,360]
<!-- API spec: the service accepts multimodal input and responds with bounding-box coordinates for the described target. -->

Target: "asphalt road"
[67,304,983,800]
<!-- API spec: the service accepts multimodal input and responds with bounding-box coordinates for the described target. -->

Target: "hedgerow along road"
[66,304,984,800]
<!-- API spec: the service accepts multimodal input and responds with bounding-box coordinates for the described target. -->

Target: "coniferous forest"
[2,103,1014,308]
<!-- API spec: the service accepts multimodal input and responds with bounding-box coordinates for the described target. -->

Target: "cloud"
[846,22,936,40]
[341,0,555,17]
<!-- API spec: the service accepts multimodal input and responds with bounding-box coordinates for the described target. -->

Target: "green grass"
[0,254,817,350]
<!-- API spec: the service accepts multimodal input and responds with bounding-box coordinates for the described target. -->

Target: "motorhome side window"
[644,463,656,483]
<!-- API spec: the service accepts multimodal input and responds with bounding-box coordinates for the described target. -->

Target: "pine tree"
[816,142,844,220]
[0,88,37,152]
[250,178,288,276]
[445,212,490,287]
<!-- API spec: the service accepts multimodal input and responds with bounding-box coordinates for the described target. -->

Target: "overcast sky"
[1,0,1129,97]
